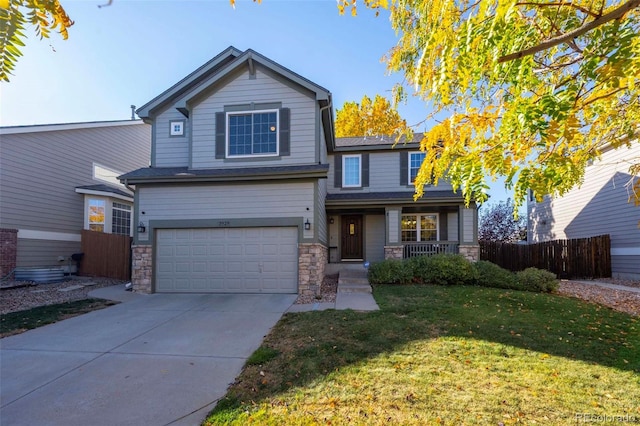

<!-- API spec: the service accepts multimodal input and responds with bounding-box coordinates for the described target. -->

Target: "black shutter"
[334,155,342,188]
[362,153,369,187]
[279,108,290,156]
[215,112,226,159]
[400,152,408,186]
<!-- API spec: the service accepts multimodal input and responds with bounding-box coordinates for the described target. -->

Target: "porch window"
[227,110,278,157]
[401,214,438,242]
[111,202,132,236]
[409,152,426,183]
[342,154,361,187]
[88,199,106,232]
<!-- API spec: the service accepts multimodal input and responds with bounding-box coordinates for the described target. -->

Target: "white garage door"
[155,227,298,293]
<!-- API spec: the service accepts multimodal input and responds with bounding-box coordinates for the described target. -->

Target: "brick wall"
[0,229,18,279]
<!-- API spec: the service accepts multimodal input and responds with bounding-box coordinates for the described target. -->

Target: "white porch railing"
[403,241,459,258]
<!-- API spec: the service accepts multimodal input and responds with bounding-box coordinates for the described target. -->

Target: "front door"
[341,215,363,260]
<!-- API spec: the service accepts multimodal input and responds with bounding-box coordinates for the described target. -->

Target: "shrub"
[516,267,559,293]
[368,259,413,284]
[473,260,519,290]
[412,254,478,286]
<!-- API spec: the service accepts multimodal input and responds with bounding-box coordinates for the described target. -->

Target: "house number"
[218,221,230,227]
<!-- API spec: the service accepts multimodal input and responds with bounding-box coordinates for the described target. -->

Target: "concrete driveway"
[0,287,296,426]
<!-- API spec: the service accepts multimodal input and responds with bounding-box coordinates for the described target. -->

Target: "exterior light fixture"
[137,222,146,233]
[304,218,311,230]
[329,217,335,224]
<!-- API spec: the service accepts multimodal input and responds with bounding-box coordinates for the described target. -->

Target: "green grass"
[205,285,640,425]
[0,298,118,337]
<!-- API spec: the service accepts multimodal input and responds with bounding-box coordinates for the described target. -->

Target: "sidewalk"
[287,269,379,313]
[566,280,640,294]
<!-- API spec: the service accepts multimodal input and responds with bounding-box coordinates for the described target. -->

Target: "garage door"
[155,227,298,293]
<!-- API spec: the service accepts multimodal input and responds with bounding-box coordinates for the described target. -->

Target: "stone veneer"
[0,229,18,279]
[132,245,153,293]
[458,244,480,262]
[384,245,404,260]
[298,243,327,297]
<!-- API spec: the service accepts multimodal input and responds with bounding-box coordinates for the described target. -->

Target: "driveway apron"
[0,291,296,426]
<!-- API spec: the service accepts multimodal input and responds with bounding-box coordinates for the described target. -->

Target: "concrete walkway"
[1,288,296,426]
[566,280,640,294]
[288,269,379,313]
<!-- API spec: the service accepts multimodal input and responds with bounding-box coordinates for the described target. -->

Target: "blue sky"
[0,0,511,203]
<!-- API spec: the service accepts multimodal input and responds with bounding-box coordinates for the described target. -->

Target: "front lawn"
[205,285,639,425]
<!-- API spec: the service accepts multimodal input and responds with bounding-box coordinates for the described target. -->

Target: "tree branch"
[499,0,640,63]
[516,2,600,18]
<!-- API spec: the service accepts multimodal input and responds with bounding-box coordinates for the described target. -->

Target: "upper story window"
[342,154,362,187]
[227,110,278,157]
[409,152,426,184]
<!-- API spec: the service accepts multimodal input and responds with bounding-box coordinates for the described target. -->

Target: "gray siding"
[138,182,315,242]
[0,122,150,233]
[153,108,190,167]
[365,214,386,262]
[462,208,476,244]
[528,143,640,277]
[327,152,454,193]
[16,239,81,267]
[189,68,317,169]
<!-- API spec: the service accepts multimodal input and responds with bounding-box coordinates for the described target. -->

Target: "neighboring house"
[528,142,640,280]
[120,46,479,295]
[0,120,151,277]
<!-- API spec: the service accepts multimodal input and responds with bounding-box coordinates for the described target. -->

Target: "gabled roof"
[335,132,424,150]
[136,47,332,118]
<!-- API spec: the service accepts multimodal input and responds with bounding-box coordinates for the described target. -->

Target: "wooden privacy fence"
[80,230,132,280]
[480,234,611,279]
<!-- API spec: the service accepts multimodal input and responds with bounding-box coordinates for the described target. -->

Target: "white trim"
[0,120,144,135]
[611,247,640,256]
[18,229,81,242]
[225,109,280,158]
[342,154,362,188]
[93,163,126,188]
[75,188,133,203]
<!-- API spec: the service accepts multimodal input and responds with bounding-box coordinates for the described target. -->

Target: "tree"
[479,198,527,243]
[335,94,407,137]
[333,0,639,210]
[0,0,74,82]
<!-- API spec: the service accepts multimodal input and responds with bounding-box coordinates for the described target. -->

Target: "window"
[401,214,438,242]
[170,120,185,136]
[342,154,361,187]
[112,202,132,236]
[227,110,278,157]
[88,199,105,232]
[409,152,426,183]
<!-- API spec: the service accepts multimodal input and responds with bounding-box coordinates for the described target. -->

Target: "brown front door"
[341,215,363,260]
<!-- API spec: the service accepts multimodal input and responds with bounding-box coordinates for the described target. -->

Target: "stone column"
[298,243,328,297]
[0,229,18,279]
[458,245,480,262]
[384,245,404,260]
[132,245,153,293]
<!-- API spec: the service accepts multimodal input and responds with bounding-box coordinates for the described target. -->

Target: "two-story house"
[528,142,640,280]
[0,120,151,278]
[120,47,479,295]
